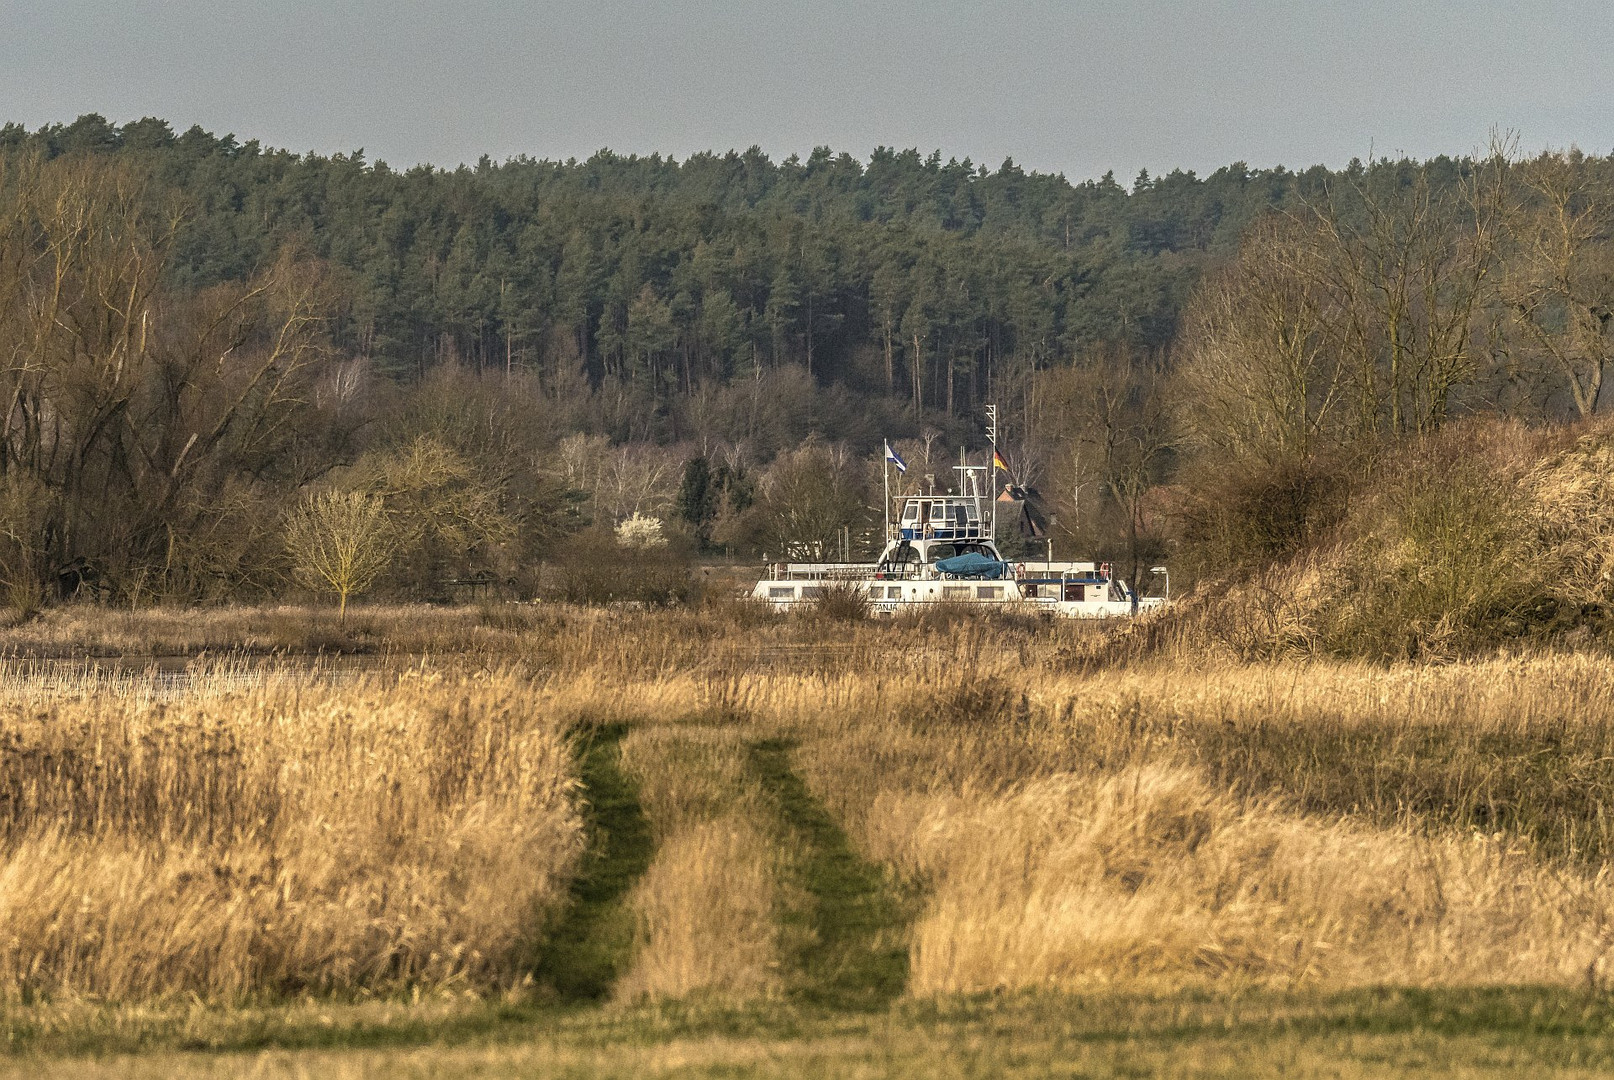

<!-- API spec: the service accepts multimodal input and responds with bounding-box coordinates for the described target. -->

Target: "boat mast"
[883,453,890,543]
[985,404,999,546]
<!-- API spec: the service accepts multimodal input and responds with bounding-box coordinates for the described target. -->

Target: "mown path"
[535,724,910,1010]
[532,723,655,1002]
[748,736,911,1010]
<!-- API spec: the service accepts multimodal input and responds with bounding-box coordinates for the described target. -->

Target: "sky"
[2,1,1609,182]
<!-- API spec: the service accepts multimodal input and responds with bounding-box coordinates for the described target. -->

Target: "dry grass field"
[1,603,1613,1076]
[0,661,582,1000]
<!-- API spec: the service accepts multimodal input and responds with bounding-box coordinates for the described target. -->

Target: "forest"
[1,114,1611,609]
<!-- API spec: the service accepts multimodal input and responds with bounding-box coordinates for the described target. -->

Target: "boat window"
[954,505,967,528]
[942,585,972,600]
[800,586,823,599]
[901,504,918,522]
[887,586,903,599]
[930,503,948,522]
[768,586,795,599]
[927,544,957,562]
[976,586,1003,600]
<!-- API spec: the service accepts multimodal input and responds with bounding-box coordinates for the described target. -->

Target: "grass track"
[531,723,655,1001]
[748,737,911,1010]
[6,988,1614,1076]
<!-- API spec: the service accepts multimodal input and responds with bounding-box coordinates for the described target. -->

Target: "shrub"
[809,581,872,622]
[545,530,693,607]
[1173,456,1352,585]
[1320,459,1533,658]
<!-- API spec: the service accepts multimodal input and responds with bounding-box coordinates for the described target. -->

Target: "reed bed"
[785,651,1614,995]
[0,664,581,1001]
[4,605,1613,1007]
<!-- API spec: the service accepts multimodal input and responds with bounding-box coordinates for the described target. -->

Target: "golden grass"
[4,604,1614,1014]
[889,766,1614,993]
[786,652,1614,995]
[0,663,581,1000]
[0,602,593,658]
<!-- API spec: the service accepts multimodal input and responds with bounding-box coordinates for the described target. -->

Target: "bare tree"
[1502,150,1614,417]
[0,150,354,599]
[1034,345,1173,582]
[1179,156,1509,467]
[757,441,869,560]
[0,473,52,614]
[284,490,395,624]
[1304,156,1507,437]
[1178,216,1345,466]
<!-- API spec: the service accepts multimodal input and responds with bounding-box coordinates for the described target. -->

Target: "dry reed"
[787,651,1614,995]
[0,664,581,1000]
[6,603,1614,1006]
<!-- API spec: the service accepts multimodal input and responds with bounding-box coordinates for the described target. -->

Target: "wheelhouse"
[898,497,987,542]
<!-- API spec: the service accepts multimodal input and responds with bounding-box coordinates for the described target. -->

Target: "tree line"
[2,116,1611,609]
[0,114,1312,425]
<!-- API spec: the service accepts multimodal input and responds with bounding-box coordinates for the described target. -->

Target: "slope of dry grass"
[1092,416,1614,664]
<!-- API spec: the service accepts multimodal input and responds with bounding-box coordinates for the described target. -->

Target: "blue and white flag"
[884,440,907,473]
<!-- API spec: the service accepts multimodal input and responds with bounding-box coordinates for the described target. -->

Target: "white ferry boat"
[750,435,1165,619]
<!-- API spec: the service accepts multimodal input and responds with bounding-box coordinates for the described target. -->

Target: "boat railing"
[898,524,989,542]
[773,563,873,581]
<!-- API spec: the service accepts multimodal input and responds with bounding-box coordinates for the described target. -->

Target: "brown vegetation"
[1110,414,1614,662]
[791,650,1614,995]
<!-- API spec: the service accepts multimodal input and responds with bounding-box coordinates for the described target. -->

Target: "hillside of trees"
[0,114,1320,417]
[1,114,1611,611]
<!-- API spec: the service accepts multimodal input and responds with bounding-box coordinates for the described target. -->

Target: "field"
[0,603,1613,1077]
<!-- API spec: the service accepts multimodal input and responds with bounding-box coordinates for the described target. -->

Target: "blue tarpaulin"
[934,552,1008,579]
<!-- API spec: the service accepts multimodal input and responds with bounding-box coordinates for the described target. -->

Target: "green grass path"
[11,988,1614,1076]
[748,737,911,1010]
[531,723,655,1002]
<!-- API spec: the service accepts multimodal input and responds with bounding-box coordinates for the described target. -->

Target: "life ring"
[1014,563,1025,580]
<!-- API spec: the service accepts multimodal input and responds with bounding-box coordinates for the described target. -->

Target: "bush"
[1173,456,1352,585]
[544,531,694,607]
[808,581,872,622]
[1320,460,1532,659]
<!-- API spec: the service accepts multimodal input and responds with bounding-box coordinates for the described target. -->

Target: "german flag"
[992,448,1009,473]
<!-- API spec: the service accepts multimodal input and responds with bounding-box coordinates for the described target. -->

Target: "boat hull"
[748,575,1155,618]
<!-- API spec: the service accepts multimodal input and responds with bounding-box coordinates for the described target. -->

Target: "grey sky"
[2,1,1607,180]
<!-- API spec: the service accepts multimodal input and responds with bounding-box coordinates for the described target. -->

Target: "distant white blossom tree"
[615,513,668,549]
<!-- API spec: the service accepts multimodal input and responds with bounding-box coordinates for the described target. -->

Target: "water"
[0,654,390,702]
